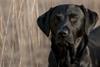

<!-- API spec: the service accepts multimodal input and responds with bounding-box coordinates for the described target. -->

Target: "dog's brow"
[69,14,77,17]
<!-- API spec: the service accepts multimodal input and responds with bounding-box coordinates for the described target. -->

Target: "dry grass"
[0,0,99,67]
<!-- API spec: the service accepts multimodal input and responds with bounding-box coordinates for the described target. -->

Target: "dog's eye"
[69,16,78,25]
[70,17,77,22]
[55,14,64,21]
[69,14,78,24]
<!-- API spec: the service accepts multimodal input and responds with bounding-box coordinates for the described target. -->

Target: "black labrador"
[37,4,98,67]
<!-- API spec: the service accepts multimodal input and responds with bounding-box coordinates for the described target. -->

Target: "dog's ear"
[37,8,54,36]
[80,5,98,35]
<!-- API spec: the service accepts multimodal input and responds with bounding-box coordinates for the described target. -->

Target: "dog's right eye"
[55,14,64,21]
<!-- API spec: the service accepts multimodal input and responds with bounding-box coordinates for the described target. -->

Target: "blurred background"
[0,0,100,67]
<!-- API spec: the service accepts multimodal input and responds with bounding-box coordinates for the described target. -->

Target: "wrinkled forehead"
[52,5,84,17]
[67,5,84,16]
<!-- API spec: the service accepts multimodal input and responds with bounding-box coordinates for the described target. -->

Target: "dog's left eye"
[70,17,77,23]
[69,16,78,25]
[69,14,78,24]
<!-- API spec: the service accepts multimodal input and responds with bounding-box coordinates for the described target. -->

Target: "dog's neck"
[74,34,88,63]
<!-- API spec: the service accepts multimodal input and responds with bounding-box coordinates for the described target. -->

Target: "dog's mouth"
[55,35,74,47]
[55,34,83,49]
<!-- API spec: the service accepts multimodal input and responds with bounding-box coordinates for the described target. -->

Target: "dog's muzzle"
[56,30,74,47]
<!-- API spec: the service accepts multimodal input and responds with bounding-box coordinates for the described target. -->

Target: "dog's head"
[37,4,98,47]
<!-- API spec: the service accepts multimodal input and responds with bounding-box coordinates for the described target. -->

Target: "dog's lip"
[56,35,74,46]
[57,37,74,44]
[56,39,74,47]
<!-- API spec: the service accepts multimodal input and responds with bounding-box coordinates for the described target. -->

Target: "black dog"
[37,4,98,67]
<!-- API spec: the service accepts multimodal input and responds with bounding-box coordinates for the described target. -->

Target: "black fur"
[37,4,98,67]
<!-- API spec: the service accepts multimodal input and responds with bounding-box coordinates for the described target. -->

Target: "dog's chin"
[55,39,71,47]
[55,37,74,47]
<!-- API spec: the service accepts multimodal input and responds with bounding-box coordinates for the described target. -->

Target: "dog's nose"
[58,30,69,37]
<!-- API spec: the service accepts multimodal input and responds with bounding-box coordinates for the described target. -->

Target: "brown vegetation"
[0,0,99,67]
